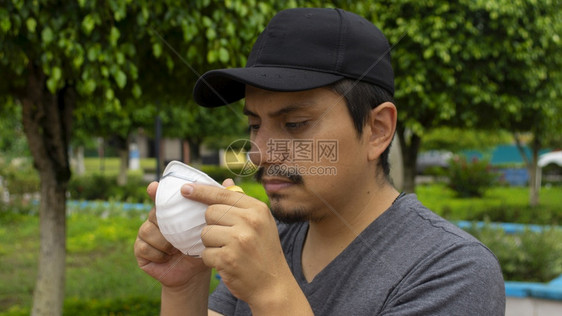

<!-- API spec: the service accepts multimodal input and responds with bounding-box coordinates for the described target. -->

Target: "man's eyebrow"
[242,107,258,117]
[243,102,316,118]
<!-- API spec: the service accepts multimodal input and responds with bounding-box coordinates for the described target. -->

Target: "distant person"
[134,7,505,315]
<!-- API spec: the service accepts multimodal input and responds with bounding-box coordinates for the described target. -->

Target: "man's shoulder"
[372,194,506,314]
[389,194,483,245]
[370,194,500,277]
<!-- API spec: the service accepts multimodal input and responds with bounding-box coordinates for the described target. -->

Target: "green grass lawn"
[0,207,163,314]
[0,201,224,315]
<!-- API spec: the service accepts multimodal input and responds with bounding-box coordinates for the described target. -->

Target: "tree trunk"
[20,63,73,316]
[118,146,129,186]
[76,146,85,175]
[397,124,422,193]
[514,133,541,207]
[182,139,191,164]
[110,135,129,186]
[72,146,86,175]
[189,139,202,163]
[98,137,105,173]
[32,172,67,316]
[529,137,540,207]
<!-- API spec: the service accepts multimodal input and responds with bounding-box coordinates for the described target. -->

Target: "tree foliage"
[333,0,562,192]
[0,1,281,314]
[0,100,29,160]
[421,127,513,153]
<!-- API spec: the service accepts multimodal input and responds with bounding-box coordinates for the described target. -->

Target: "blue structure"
[505,275,562,301]
[498,168,529,186]
[460,145,552,186]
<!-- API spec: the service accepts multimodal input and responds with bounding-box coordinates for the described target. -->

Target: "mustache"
[255,166,304,185]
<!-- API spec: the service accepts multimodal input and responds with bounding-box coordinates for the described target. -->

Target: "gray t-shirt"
[208,194,506,315]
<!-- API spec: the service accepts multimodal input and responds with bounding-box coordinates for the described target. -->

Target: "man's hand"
[134,181,210,289]
[134,181,212,315]
[181,181,312,314]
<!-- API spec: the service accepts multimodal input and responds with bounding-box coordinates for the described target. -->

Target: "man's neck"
[301,183,399,282]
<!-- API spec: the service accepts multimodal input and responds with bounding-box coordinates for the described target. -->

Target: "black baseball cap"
[193,7,394,107]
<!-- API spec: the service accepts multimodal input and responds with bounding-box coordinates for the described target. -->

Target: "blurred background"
[0,0,561,315]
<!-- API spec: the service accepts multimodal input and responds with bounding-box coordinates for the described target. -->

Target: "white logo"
[224,139,261,177]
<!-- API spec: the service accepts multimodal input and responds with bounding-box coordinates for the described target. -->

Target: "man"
[134,7,505,315]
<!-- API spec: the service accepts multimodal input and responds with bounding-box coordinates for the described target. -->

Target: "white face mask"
[155,161,222,257]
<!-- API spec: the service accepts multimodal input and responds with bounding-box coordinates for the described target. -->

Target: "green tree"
[512,100,562,206]
[340,0,561,193]
[0,1,278,314]
[159,102,247,163]
[453,0,562,206]
[73,98,157,184]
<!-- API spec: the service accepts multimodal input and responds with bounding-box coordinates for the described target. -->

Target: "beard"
[269,199,326,224]
[255,166,325,223]
[268,195,315,223]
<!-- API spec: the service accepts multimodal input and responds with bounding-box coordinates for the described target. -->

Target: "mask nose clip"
[160,171,198,183]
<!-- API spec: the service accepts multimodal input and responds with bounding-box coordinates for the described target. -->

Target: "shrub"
[447,155,497,197]
[62,296,160,316]
[418,184,562,225]
[0,159,39,196]
[67,167,256,203]
[0,297,160,316]
[200,165,248,183]
[469,204,562,226]
[0,200,37,219]
[68,174,114,201]
[68,173,150,203]
[466,224,562,282]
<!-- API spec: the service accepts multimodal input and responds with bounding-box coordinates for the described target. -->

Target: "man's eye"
[285,121,308,129]
[248,124,260,132]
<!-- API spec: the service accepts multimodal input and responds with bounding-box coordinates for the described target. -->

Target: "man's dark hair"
[329,79,395,180]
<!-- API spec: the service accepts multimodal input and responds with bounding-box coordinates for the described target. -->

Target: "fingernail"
[181,184,194,195]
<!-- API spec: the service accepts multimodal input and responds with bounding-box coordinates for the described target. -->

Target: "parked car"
[416,150,453,174]
[538,150,562,168]
[538,151,562,184]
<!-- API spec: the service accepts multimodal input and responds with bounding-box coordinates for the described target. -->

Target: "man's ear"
[366,102,397,161]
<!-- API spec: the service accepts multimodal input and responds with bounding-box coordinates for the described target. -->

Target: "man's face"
[244,86,373,224]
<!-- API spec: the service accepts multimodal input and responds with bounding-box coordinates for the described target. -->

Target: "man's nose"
[249,131,291,167]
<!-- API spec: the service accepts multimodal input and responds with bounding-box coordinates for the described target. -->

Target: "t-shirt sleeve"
[208,281,237,316]
[379,242,506,315]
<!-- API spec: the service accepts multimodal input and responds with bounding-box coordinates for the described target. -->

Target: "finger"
[222,178,235,187]
[221,178,245,193]
[147,207,158,227]
[200,246,226,269]
[138,218,177,256]
[147,181,159,202]
[134,235,174,264]
[181,183,253,208]
[205,204,242,227]
[200,225,233,248]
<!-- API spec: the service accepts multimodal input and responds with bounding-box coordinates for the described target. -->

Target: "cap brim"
[193,67,345,107]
